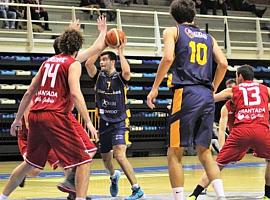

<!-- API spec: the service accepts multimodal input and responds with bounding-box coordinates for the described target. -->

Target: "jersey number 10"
[189,41,207,65]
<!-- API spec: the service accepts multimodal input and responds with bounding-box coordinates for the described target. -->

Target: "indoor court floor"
[0,154,267,199]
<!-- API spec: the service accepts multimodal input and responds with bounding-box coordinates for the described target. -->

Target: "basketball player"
[84,42,144,200]
[188,65,270,200]
[146,0,228,199]
[0,18,107,200]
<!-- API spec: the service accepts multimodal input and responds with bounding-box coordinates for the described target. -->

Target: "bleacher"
[0,0,268,59]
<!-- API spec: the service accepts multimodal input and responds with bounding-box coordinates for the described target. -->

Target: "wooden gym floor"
[0,154,267,199]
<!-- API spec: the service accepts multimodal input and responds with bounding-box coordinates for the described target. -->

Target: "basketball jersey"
[31,54,76,113]
[95,70,129,123]
[232,81,269,127]
[168,24,213,89]
[225,100,235,131]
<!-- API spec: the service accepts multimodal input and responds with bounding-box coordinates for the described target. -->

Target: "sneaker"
[57,180,76,195]
[57,170,76,195]
[124,187,144,200]
[263,197,270,200]
[110,170,121,197]
[19,176,26,188]
[187,195,196,200]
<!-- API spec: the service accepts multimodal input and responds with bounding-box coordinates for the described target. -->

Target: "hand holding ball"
[105,28,126,48]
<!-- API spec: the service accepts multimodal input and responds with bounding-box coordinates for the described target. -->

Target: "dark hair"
[170,0,196,24]
[237,64,254,80]
[225,78,236,87]
[53,37,61,55]
[59,29,83,55]
[100,51,117,61]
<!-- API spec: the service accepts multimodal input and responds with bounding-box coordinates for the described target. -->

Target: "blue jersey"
[95,70,129,123]
[168,24,213,89]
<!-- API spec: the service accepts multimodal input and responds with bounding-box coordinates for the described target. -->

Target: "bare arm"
[10,69,42,136]
[212,36,228,93]
[76,16,107,63]
[214,88,233,102]
[68,61,98,141]
[118,40,130,81]
[218,105,228,148]
[85,54,98,78]
[147,27,176,109]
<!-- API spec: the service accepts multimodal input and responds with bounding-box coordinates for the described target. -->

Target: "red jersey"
[225,100,235,131]
[232,81,269,128]
[31,54,75,113]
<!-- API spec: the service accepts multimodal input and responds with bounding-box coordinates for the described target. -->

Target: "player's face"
[100,55,114,72]
[235,72,243,85]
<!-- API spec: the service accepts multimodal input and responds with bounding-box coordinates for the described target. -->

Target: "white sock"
[75,198,85,200]
[132,183,139,189]
[172,187,184,200]
[110,170,116,178]
[211,179,225,197]
[0,194,8,200]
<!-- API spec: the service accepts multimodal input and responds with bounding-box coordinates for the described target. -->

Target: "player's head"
[170,0,196,24]
[59,29,83,56]
[236,64,254,84]
[53,36,61,55]
[225,78,236,88]
[99,51,117,72]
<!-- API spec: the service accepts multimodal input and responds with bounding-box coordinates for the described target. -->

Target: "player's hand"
[97,15,107,33]
[118,38,127,55]
[147,88,158,109]
[68,19,80,31]
[10,119,22,137]
[86,122,99,143]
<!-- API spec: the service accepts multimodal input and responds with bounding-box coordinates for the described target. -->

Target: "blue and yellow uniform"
[94,70,131,153]
[168,24,214,148]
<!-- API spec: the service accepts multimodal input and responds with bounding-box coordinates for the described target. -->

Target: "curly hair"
[59,29,83,55]
[170,0,196,24]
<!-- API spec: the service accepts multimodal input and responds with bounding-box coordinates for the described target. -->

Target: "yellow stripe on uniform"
[167,73,174,88]
[171,88,183,115]
[170,88,183,147]
[125,118,131,145]
[170,119,180,147]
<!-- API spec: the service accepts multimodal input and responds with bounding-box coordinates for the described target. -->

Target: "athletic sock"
[189,184,204,197]
[132,183,139,189]
[0,194,8,200]
[211,179,225,198]
[75,198,85,200]
[265,184,270,198]
[172,187,184,200]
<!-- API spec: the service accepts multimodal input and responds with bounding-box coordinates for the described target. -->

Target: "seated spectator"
[9,0,24,29]
[99,0,116,21]
[25,0,51,31]
[133,0,147,5]
[0,0,16,29]
[80,0,101,20]
[200,0,227,16]
[241,0,267,18]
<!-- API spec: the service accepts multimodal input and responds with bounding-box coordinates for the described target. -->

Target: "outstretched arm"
[76,16,107,63]
[214,88,233,102]
[218,105,228,148]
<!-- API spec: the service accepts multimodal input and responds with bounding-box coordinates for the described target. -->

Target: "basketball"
[105,28,126,48]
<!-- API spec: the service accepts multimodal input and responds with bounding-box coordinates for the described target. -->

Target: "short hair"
[100,51,117,61]
[170,0,196,24]
[237,64,254,80]
[225,78,236,87]
[53,37,61,55]
[59,29,83,55]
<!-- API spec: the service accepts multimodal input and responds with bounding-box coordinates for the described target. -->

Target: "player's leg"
[264,161,270,199]
[0,161,34,199]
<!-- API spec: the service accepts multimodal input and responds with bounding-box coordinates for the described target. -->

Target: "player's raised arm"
[214,88,233,102]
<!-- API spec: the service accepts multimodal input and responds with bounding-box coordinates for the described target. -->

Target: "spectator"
[99,0,116,21]
[133,0,148,5]
[0,0,16,29]
[200,0,227,16]
[9,0,24,29]
[25,0,51,31]
[80,0,101,20]
[241,0,267,18]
